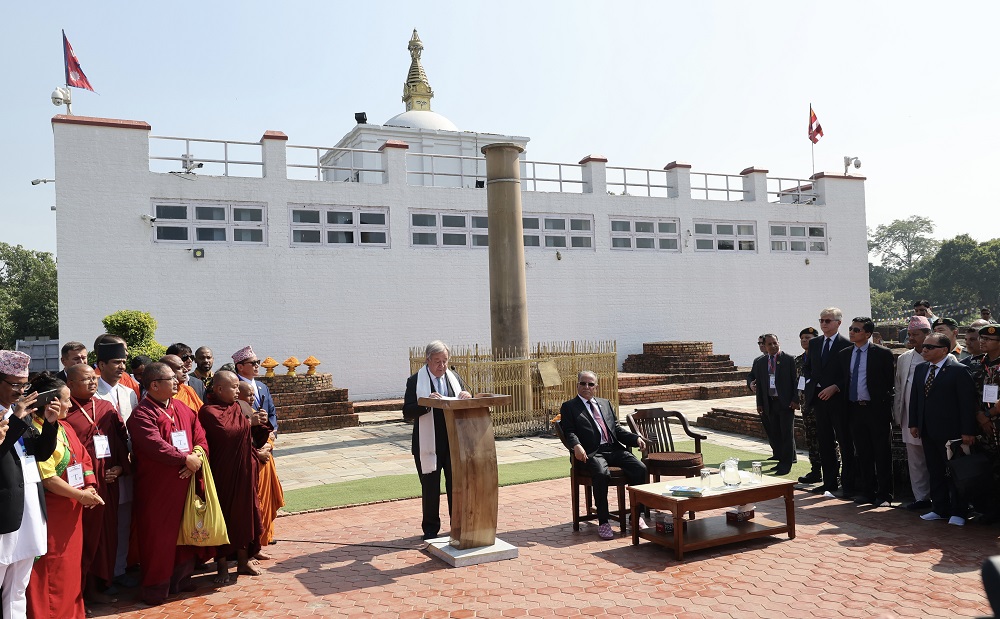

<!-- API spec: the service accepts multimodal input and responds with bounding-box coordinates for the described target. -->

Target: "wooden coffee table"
[629,473,796,560]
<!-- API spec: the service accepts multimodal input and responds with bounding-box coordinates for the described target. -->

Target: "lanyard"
[57,426,78,466]
[70,396,104,435]
[143,396,177,429]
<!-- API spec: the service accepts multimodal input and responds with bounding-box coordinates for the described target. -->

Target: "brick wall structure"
[618,341,747,405]
[258,372,357,433]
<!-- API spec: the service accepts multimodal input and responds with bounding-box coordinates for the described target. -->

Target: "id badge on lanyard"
[15,441,41,484]
[93,434,111,459]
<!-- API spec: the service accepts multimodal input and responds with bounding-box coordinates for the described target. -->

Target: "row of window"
[149,202,828,254]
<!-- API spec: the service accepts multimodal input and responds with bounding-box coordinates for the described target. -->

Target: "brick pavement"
[95,477,995,619]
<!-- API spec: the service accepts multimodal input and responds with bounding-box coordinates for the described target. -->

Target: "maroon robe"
[198,394,267,558]
[64,396,130,583]
[126,396,209,606]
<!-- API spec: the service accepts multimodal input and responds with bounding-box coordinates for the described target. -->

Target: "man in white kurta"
[892,316,933,510]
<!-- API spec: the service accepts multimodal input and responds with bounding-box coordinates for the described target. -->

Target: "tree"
[0,243,58,349]
[924,235,1000,316]
[868,216,941,271]
[102,310,167,362]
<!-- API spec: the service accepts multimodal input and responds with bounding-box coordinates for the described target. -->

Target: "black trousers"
[414,453,453,539]
[767,398,796,469]
[585,445,647,523]
[814,397,855,491]
[848,402,893,500]
[759,405,779,457]
[922,437,968,518]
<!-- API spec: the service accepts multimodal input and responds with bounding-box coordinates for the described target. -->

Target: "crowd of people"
[0,337,285,618]
[749,301,1000,527]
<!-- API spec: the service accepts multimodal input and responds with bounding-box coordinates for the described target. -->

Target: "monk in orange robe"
[238,382,285,548]
[126,362,208,606]
[161,355,203,412]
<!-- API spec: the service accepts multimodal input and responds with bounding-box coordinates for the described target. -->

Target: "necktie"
[925,365,937,396]
[768,356,777,396]
[588,400,610,443]
[850,348,862,401]
[822,338,832,361]
[437,376,447,396]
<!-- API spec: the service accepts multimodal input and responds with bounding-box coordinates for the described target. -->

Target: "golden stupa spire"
[402,29,434,112]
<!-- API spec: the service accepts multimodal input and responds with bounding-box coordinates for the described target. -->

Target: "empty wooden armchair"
[626,408,707,482]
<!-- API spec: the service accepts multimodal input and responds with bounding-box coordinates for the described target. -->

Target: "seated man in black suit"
[749,334,799,475]
[838,316,896,506]
[559,370,647,540]
[908,333,978,526]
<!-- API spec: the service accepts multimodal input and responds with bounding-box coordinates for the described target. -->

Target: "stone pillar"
[579,154,608,194]
[739,166,769,203]
[260,130,288,181]
[664,161,691,199]
[482,143,530,358]
[379,140,409,186]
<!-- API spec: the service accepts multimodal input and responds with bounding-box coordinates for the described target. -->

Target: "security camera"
[51,86,71,107]
[140,214,157,224]
[853,158,862,169]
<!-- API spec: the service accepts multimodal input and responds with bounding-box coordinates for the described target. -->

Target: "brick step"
[259,373,334,393]
[276,401,354,421]
[618,370,746,386]
[353,398,404,413]
[272,388,349,407]
[618,381,748,405]
[642,341,714,356]
[694,407,809,449]
[632,353,732,363]
[279,413,359,433]
[622,358,735,372]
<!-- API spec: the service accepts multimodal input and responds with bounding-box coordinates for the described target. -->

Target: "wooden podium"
[418,394,511,550]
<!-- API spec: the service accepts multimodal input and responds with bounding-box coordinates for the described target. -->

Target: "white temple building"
[51,29,870,400]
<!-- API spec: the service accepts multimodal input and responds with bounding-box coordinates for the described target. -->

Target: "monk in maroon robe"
[64,364,130,603]
[126,362,209,606]
[197,370,268,583]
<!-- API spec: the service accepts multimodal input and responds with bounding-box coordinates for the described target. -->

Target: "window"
[610,217,681,251]
[693,220,756,252]
[152,201,266,245]
[408,210,489,248]
[769,223,827,253]
[522,215,594,250]
[289,204,389,247]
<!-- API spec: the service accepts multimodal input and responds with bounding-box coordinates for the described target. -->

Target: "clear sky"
[3,1,998,255]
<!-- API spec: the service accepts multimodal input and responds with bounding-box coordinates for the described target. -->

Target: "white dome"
[384,110,458,131]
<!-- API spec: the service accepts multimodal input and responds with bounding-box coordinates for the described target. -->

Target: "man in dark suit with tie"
[803,307,854,495]
[909,332,978,526]
[838,316,896,506]
[750,334,799,475]
[559,370,647,540]
[403,341,472,540]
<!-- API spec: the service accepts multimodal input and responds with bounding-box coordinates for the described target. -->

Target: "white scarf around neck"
[415,365,462,473]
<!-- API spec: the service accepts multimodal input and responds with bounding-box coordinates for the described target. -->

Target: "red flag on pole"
[808,105,823,144]
[63,30,95,92]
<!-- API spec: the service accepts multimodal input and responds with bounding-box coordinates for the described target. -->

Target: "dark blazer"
[803,333,852,405]
[0,414,58,534]
[257,381,278,434]
[836,343,896,410]
[402,368,456,464]
[751,351,799,413]
[908,356,977,441]
[746,354,764,392]
[559,396,641,456]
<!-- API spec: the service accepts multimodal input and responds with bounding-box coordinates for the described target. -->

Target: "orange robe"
[173,384,203,413]
[258,437,285,547]
[120,371,142,398]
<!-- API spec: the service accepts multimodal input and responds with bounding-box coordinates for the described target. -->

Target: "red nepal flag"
[808,105,823,144]
[63,30,95,92]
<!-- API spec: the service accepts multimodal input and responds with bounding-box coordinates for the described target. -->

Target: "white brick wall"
[53,118,870,400]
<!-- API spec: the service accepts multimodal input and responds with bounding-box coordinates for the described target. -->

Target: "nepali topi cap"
[0,350,30,378]
[908,316,932,331]
[232,345,256,363]
[97,341,128,362]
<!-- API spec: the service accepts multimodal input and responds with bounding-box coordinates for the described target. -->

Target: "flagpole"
[811,142,815,178]
[61,30,72,114]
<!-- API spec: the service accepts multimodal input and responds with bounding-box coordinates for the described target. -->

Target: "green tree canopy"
[868,215,940,271]
[102,309,166,361]
[0,243,58,349]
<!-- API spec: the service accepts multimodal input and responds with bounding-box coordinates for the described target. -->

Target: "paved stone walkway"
[96,477,994,618]
[274,396,762,491]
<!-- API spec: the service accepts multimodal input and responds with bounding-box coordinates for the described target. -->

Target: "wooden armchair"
[626,408,707,482]
[553,422,629,535]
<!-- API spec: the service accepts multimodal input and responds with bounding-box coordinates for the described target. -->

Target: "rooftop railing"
[690,172,749,201]
[521,160,584,193]
[767,177,818,204]
[606,166,672,197]
[149,136,263,178]
[405,152,485,188]
[286,144,385,183]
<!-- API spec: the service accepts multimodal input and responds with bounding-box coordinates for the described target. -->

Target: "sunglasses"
[180,355,195,362]
[578,382,596,387]
[239,360,261,367]
[921,344,947,350]
[819,318,839,324]
[848,327,866,333]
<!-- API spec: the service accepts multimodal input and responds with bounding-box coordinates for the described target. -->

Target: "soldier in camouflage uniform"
[971,324,1000,522]
[796,326,823,484]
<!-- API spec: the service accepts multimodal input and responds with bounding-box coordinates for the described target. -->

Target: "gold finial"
[402,29,433,112]
[261,357,279,378]
[303,356,321,376]
[283,356,301,376]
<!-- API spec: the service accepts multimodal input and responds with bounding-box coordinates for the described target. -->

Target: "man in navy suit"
[908,333,978,526]
[803,307,854,495]
[750,334,799,475]
[559,370,647,540]
[838,317,896,506]
[232,345,278,433]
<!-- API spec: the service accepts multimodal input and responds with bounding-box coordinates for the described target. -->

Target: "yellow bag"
[177,445,230,547]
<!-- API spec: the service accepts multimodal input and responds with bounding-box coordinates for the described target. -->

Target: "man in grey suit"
[750,334,799,475]
[893,316,934,510]
[559,370,647,540]
[908,333,978,526]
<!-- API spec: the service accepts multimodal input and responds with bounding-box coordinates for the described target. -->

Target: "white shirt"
[96,377,138,423]
[0,405,48,564]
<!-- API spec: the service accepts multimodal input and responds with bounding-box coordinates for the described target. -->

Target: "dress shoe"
[767,454,780,460]
[774,467,792,476]
[905,499,932,511]
[811,484,838,494]
[798,471,823,484]
[920,511,947,521]
[948,516,966,526]
[853,495,876,506]
[874,496,893,508]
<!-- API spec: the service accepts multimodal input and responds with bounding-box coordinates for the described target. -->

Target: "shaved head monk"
[161,355,203,413]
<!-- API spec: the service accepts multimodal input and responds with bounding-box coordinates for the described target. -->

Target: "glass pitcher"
[720,457,742,487]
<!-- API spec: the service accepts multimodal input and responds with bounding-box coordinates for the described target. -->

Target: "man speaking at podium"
[403,341,472,540]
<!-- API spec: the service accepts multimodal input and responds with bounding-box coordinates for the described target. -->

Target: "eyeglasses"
[921,344,947,350]
[180,355,195,362]
[819,318,838,324]
[151,377,179,383]
[2,380,29,391]
[239,360,261,367]
[980,336,1000,342]
[578,381,596,387]
[848,327,865,333]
